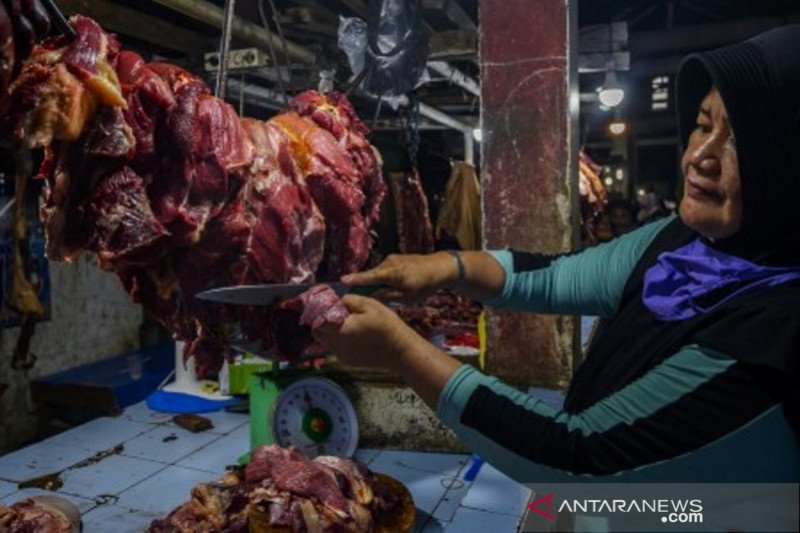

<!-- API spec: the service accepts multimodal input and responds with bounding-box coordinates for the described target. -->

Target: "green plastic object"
[228,358,272,395]
[239,368,308,464]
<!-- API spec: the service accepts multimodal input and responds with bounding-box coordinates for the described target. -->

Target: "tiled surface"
[37,417,154,455]
[0,401,527,532]
[122,425,222,464]
[370,450,469,515]
[115,465,217,515]
[0,440,97,482]
[197,409,249,435]
[228,421,250,441]
[81,505,162,532]
[121,401,174,425]
[58,454,165,499]
[431,474,471,522]
[459,463,531,517]
[444,505,522,532]
[174,433,245,474]
[0,480,16,499]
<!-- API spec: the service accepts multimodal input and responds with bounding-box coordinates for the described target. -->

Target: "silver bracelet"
[446,250,466,286]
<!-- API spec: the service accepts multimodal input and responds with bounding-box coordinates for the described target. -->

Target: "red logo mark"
[527,494,556,520]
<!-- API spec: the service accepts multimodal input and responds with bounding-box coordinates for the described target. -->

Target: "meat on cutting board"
[150,444,401,532]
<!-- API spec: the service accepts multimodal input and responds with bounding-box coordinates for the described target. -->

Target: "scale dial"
[272,377,359,458]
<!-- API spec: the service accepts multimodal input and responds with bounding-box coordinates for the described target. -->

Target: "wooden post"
[480,0,580,389]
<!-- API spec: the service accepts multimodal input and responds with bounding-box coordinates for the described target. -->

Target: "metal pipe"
[214,0,237,98]
[227,78,288,110]
[463,131,474,165]
[418,100,472,132]
[427,61,480,96]
[153,0,316,65]
[230,76,470,133]
[364,92,472,132]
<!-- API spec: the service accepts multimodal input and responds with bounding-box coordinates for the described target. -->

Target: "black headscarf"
[676,24,800,265]
[564,25,800,414]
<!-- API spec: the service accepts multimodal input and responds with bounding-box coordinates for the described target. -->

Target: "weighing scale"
[194,284,364,460]
[245,365,360,460]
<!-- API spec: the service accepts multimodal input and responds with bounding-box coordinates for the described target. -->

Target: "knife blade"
[194,283,382,306]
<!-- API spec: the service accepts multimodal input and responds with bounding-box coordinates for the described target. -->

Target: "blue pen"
[463,453,484,481]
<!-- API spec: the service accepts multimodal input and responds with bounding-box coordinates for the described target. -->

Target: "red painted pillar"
[480,0,579,388]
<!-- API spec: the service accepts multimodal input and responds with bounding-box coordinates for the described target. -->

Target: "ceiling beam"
[631,15,800,56]
[421,0,476,30]
[629,54,684,78]
[278,7,337,37]
[59,0,207,56]
[579,51,630,73]
[429,29,477,60]
[579,22,628,53]
[152,0,317,65]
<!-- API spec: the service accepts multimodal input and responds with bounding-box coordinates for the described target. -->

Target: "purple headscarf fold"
[643,238,800,321]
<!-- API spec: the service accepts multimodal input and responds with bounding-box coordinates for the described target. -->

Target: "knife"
[194,283,383,306]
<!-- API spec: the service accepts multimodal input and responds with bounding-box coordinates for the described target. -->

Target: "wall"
[328,369,466,452]
[0,256,142,453]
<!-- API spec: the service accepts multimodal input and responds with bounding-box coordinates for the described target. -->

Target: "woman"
[634,186,669,227]
[316,26,800,484]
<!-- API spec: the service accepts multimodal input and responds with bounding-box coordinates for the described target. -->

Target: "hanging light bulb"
[598,69,625,108]
[608,120,627,135]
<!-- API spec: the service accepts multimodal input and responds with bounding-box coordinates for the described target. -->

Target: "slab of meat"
[2,15,385,376]
[152,445,403,532]
[5,15,122,148]
[294,284,348,331]
[397,290,482,339]
[389,169,435,254]
[0,0,51,95]
[0,2,14,99]
[273,284,349,358]
[148,471,249,532]
[0,497,79,533]
[0,0,55,143]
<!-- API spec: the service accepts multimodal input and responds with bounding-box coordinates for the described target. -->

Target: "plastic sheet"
[337,0,429,99]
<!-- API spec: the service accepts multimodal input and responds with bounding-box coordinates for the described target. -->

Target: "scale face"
[271,377,359,458]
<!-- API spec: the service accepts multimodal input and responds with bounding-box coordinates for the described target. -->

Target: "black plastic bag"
[339,0,429,98]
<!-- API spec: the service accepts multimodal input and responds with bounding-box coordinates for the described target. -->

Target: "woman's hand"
[340,252,458,303]
[315,294,463,410]
[315,295,422,371]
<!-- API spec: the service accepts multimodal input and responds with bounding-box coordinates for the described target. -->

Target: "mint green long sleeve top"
[435,217,799,483]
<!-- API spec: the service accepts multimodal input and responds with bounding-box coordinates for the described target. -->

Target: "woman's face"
[679,87,742,239]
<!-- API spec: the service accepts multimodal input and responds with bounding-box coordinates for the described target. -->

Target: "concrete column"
[480,0,580,389]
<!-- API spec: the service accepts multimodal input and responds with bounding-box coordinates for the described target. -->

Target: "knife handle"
[348,284,386,297]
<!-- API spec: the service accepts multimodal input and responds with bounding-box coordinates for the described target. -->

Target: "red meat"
[3,16,385,376]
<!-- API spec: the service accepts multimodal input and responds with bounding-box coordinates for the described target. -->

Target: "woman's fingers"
[371,288,407,302]
[340,293,373,313]
[341,266,398,286]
